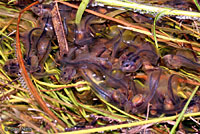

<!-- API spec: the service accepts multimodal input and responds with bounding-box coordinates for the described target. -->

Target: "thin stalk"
[95,0,200,19]
[193,0,200,11]
[170,86,200,133]
[58,112,200,134]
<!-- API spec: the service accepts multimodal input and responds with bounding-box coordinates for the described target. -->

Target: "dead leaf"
[51,2,68,57]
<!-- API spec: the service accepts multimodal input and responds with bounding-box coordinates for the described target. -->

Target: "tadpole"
[74,15,95,46]
[26,27,41,65]
[121,49,159,72]
[81,69,128,109]
[163,54,200,72]
[131,69,162,113]
[60,57,128,90]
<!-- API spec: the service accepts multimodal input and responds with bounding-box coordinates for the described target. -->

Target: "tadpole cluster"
[4,1,200,117]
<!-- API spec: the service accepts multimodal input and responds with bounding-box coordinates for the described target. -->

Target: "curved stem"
[16,1,66,128]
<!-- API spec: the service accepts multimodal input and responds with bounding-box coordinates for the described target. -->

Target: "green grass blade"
[58,112,200,134]
[75,0,90,24]
[170,86,200,134]
[95,0,200,19]
[193,0,200,11]
[153,10,169,54]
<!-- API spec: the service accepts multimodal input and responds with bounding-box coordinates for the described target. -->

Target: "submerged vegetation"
[1,0,200,133]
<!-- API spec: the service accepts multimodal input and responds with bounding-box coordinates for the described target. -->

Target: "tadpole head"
[124,101,132,113]
[121,57,142,72]
[124,94,145,114]
[163,98,174,111]
[131,94,144,107]
[121,59,133,70]
[3,59,20,77]
[162,54,178,69]
[60,66,77,84]
[111,89,127,104]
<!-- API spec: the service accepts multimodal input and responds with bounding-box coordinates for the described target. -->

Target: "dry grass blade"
[51,2,69,57]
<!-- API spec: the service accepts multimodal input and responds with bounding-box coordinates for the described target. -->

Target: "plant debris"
[1,0,200,133]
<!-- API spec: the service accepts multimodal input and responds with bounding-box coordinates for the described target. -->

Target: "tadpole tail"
[135,49,158,57]
[63,17,68,36]
[134,49,159,63]
[135,69,162,113]
[176,54,200,71]
[80,68,113,103]
[168,74,180,104]
[111,30,122,59]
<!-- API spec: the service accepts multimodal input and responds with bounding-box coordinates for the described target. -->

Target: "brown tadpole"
[134,69,162,113]
[131,94,145,107]
[59,54,129,90]
[144,70,200,115]
[59,66,77,84]
[133,69,184,115]
[163,54,200,72]
[147,71,181,101]
[80,68,129,110]
[31,3,53,18]
[120,49,159,72]
[20,26,54,78]
[28,16,53,73]
[3,59,20,77]
[105,69,129,90]
[120,54,142,72]
[119,39,159,73]
[131,13,153,23]
[37,37,51,70]
[29,55,39,72]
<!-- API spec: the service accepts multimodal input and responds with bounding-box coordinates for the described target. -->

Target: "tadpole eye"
[123,61,133,68]
[124,63,130,67]
[63,71,66,75]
